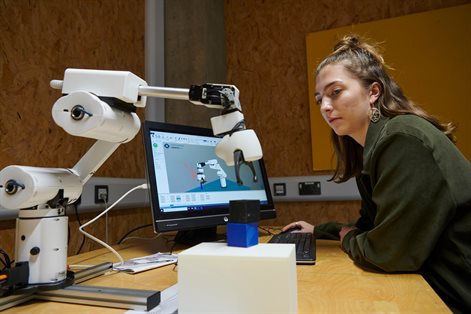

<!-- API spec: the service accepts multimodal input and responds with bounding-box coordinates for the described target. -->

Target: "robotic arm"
[53,69,262,183]
[0,69,263,292]
[196,159,228,189]
[1,69,261,209]
[143,81,262,182]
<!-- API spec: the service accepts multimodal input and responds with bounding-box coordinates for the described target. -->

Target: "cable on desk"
[103,198,109,244]
[118,223,154,244]
[78,183,148,266]
[0,248,12,288]
[73,203,87,255]
[168,239,178,255]
[0,248,12,271]
[258,225,279,235]
[121,234,163,245]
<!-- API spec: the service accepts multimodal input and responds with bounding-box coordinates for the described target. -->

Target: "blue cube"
[227,222,259,247]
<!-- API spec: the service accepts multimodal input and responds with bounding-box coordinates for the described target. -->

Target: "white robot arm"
[54,69,262,183]
[0,68,263,291]
[1,69,261,209]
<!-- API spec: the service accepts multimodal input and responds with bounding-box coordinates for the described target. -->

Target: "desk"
[1,234,450,313]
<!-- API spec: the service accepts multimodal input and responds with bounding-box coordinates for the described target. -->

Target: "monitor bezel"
[143,120,276,233]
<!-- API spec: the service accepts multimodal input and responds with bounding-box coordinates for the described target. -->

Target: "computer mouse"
[280,225,303,234]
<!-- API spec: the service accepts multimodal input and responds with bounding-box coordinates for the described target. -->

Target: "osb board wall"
[2,0,469,258]
[0,0,147,257]
[0,0,146,178]
[224,0,470,177]
[223,0,470,225]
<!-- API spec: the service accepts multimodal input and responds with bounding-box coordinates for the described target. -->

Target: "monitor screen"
[143,121,276,242]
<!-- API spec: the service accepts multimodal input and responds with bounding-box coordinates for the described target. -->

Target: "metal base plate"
[0,262,160,311]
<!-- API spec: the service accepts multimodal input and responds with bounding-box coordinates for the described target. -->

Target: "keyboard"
[268,232,316,264]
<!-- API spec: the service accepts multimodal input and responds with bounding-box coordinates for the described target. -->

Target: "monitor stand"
[174,226,222,246]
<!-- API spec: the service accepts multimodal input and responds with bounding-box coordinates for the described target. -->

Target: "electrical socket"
[94,185,109,203]
[298,181,321,195]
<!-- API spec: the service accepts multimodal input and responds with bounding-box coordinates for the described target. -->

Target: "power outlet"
[94,185,109,203]
[298,181,321,195]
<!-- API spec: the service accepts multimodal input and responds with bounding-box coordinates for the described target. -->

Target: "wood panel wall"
[0,0,148,257]
[223,0,470,228]
[0,0,146,176]
[1,0,469,258]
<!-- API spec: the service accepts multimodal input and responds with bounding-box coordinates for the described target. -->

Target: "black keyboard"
[268,232,316,264]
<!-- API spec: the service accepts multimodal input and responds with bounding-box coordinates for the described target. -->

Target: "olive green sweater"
[315,115,471,313]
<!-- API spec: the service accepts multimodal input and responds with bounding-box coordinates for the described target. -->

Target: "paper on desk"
[114,253,177,274]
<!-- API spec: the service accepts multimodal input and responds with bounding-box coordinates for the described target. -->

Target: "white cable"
[78,183,148,266]
[103,198,109,244]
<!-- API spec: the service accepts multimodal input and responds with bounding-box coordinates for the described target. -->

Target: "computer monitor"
[143,121,276,244]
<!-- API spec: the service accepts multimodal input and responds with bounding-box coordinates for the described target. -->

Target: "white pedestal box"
[178,242,297,313]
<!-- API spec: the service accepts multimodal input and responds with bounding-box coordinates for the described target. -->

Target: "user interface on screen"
[147,127,269,213]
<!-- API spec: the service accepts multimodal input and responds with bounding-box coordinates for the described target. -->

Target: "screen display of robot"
[143,121,276,242]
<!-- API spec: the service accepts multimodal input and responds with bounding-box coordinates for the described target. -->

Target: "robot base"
[0,263,160,311]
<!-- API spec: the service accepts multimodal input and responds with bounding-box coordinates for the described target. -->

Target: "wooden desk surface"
[2,233,450,313]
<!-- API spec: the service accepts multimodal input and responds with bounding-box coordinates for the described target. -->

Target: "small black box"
[229,200,260,223]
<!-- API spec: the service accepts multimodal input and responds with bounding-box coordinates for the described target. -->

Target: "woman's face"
[315,63,376,146]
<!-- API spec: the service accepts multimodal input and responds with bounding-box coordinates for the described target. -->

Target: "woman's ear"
[369,82,381,104]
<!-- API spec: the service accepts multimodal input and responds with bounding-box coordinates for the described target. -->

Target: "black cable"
[0,249,11,271]
[117,223,153,244]
[258,225,277,235]
[169,240,178,255]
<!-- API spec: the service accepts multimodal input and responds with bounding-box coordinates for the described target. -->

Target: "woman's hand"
[281,221,314,233]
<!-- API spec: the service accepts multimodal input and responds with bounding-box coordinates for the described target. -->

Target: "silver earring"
[370,107,381,123]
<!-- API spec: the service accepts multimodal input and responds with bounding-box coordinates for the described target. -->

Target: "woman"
[283,35,471,313]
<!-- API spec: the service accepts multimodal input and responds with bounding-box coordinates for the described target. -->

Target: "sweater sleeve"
[342,133,456,272]
[314,222,343,240]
